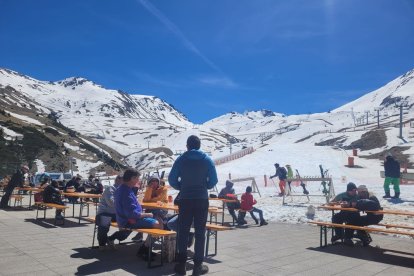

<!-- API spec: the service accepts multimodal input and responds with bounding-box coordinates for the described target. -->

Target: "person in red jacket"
[239,186,268,226]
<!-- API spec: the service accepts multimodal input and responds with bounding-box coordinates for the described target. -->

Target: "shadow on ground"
[308,244,414,269]
[71,244,206,275]
[24,218,89,229]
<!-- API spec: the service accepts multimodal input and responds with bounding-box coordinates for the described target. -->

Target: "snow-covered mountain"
[1,67,413,178]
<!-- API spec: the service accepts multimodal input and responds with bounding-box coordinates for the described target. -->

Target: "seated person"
[143,175,168,220]
[348,185,384,246]
[218,180,239,223]
[96,175,130,249]
[114,168,163,260]
[43,180,65,220]
[87,178,104,194]
[330,182,360,245]
[239,186,268,226]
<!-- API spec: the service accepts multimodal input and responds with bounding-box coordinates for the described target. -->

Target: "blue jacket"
[168,149,218,199]
[114,184,143,227]
[384,156,400,178]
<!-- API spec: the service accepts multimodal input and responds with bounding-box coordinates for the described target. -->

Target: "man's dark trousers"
[177,199,209,265]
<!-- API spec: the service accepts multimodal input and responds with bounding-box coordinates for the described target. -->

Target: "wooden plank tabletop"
[319,205,414,216]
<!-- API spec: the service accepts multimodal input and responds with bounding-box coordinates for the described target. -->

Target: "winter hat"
[386,152,393,157]
[274,163,279,167]
[357,185,368,192]
[246,186,252,193]
[148,175,160,185]
[346,182,357,191]
[21,165,29,171]
[286,164,291,167]
[225,180,234,187]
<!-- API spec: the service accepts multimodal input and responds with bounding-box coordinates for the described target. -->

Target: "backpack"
[356,199,380,211]
[279,167,287,179]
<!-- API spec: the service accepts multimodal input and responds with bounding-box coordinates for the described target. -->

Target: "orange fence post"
[352,149,358,156]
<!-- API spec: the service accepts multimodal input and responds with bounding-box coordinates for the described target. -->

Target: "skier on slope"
[270,163,287,196]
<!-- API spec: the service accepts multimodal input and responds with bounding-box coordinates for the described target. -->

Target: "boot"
[383,191,391,198]
[391,192,400,199]
[192,263,209,276]
[174,262,187,275]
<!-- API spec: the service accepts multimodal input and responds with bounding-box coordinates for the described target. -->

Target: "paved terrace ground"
[0,200,413,276]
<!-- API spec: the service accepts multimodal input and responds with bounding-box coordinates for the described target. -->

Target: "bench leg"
[214,231,218,256]
[36,206,39,219]
[319,226,328,248]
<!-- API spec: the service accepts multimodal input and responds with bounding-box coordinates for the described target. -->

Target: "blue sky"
[1,0,414,123]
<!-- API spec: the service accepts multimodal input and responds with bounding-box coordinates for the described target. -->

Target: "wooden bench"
[205,223,232,256]
[309,221,414,247]
[208,208,223,224]
[86,217,176,268]
[34,202,69,225]
[10,195,24,207]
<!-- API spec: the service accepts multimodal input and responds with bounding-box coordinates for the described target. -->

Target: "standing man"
[270,163,287,196]
[383,154,401,199]
[169,135,218,276]
[0,165,29,209]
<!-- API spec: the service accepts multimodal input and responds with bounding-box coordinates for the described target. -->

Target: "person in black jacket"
[0,165,29,209]
[383,154,401,199]
[348,185,383,246]
[43,180,65,220]
[218,180,239,223]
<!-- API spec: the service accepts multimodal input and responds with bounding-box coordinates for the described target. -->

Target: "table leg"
[28,191,32,210]
[221,201,225,225]
[78,198,83,224]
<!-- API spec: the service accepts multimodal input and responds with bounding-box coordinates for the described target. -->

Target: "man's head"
[122,168,141,187]
[115,175,123,185]
[286,164,290,168]
[225,180,234,188]
[357,185,369,199]
[246,186,252,193]
[186,135,201,151]
[274,163,279,168]
[75,177,81,182]
[346,182,357,196]
[51,180,59,188]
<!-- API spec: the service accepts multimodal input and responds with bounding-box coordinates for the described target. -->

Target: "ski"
[295,169,310,200]
[319,165,329,196]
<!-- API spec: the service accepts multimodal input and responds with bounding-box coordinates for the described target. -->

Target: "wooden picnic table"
[140,201,219,214]
[62,192,102,223]
[209,197,238,225]
[319,205,414,216]
[16,187,43,209]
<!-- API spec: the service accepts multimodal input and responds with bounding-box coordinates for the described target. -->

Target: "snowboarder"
[383,154,401,199]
